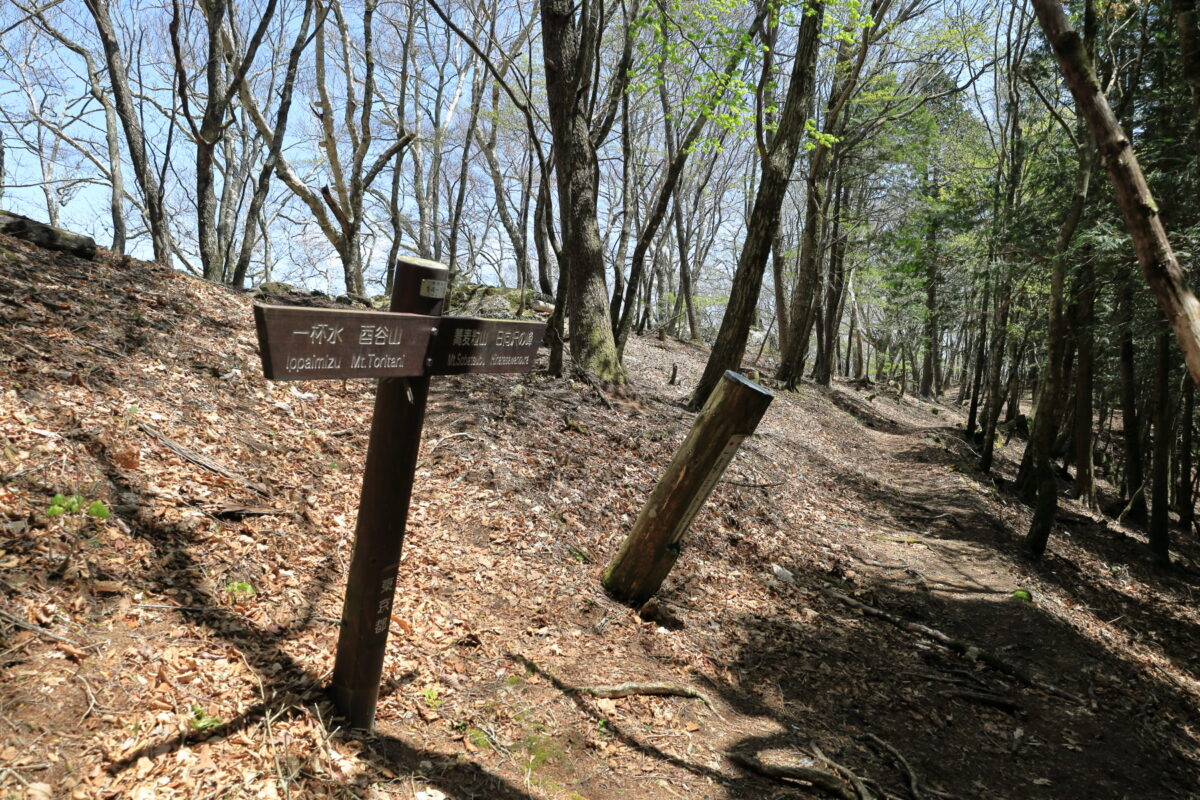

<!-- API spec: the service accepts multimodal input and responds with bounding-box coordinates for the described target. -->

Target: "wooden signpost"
[253,257,545,730]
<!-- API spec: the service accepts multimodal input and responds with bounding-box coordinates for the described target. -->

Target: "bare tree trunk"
[778,2,893,387]
[1024,143,1093,556]
[979,287,1011,473]
[1150,322,1173,564]
[230,0,316,289]
[1180,374,1196,532]
[169,0,279,282]
[612,9,765,356]
[1174,0,1200,156]
[816,177,849,386]
[446,57,485,283]
[688,1,823,409]
[1072,255,1098,507]
[84,0,174,262]
[966,279,990,437]
[1117,277,1149,520]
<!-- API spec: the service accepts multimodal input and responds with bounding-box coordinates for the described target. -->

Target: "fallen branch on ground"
[943,689,1022,713]
[824,587,1081,703]
[0,608,92,649]
[139,422,267,495]
[0,210,97,258]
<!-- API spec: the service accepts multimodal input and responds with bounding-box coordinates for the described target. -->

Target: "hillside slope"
[2,235,1199,799]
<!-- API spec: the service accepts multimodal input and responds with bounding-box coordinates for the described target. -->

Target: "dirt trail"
[766,381,1200,799]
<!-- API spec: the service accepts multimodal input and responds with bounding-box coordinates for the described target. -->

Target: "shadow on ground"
[708,575,1200,799]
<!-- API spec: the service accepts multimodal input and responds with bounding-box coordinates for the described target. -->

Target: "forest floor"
[1,235,1199,800]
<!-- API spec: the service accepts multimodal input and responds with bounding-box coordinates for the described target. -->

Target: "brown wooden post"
[330,256,448,729]
[603,370,774,606]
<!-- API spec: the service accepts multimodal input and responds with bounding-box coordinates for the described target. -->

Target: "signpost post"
[253,257,545,729]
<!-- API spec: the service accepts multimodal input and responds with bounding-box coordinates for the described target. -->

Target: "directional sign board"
[428,316,543,375]
[254,306,544,380]
[254,305,435,380]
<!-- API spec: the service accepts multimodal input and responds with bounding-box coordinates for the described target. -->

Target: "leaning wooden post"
[603,370,774,606]
[330,256,448,729]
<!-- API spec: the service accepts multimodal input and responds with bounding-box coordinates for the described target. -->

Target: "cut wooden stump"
[603,370,774,606]
[0,210,97,259]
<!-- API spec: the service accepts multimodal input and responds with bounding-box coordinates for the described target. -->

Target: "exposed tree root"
[813,744,876,799]
[823,587,1081,703]
[865,733,922,800]
[728,751,857,800]
[575,682,716,711]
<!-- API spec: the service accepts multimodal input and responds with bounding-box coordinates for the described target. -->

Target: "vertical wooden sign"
[329,257,448,728]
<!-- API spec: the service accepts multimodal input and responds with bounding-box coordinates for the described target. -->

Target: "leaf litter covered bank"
[1,236,1199,799]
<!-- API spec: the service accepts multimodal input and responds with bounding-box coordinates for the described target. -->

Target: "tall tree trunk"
[920,175,940,397]
[778,23,876,387]
[540,0,625,382]
[979,287,1010,474]
[966,279,990,437]
[688,3,823,409]
[231,0,317,288]
[84,0,175,262]
[610,94,634,328]
[817,178,849,386]
[1033,0,1200,387]
[1150,321,1173,564]
[772,231,790,356]
[1072,256,1098,506]
[446,60,485,282]
[1118,278,1149,520]
[613,9,766,356]
[1174,0,1200,157]
[1019,142,1093,519]
[534,182,556,297]
[1024,147,1092,555]
[1180,374,1196,532]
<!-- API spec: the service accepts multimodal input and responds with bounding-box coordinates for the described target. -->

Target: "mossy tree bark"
[540,0,625,383]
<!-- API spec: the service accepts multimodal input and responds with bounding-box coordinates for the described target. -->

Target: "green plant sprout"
[47,494,110,519]
[225,581,255,600]
[189,705,222,731]
[419,687,443,708]
[47,494,84,517]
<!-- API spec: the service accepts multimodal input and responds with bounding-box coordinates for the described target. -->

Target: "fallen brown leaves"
[2,234,1200,799]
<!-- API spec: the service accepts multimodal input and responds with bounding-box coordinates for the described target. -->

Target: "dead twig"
[943,689,1021,714]
[138,421,268,495]
[574,682,717,712]
[728,751,856,799]
[0,608,91,649]
[721,479,786,488]
[427,431,476,452]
